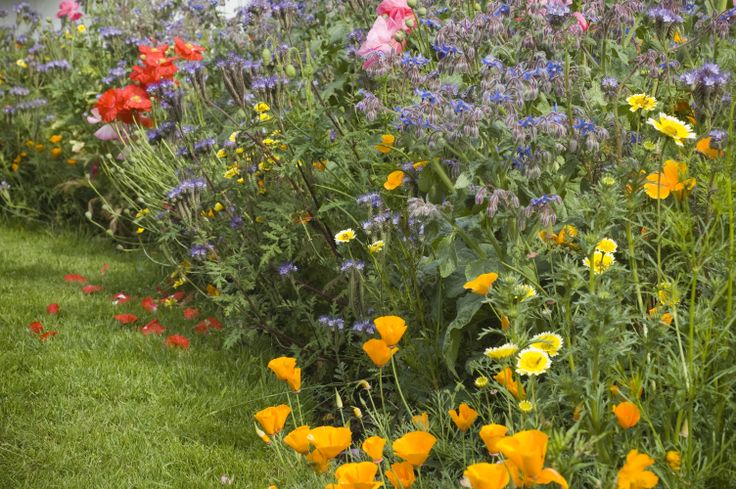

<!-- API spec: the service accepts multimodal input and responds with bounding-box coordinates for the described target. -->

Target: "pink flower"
[376,0,415,32]
[572,12,589,31]
[56,1,83,21]
[94,124,120,141]
[357,16,404,69]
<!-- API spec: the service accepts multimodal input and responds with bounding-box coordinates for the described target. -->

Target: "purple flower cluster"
[340,259,365,273]
[37,60,70,72]
[680,63,730,90]
[167,177,207,200]
[352,319,375,334]
[646,6,683,25]
[356,192,382,208]
[318,315,345,330]
[190,243,214,260]
[278,262,299,276]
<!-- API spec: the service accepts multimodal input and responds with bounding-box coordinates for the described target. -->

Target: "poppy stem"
[391,357,413,419]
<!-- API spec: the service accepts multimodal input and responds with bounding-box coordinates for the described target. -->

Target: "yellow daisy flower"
[474,376,489,388]
[334,228,356,244]
[627,93,657,112]
[367,240,385,254]
[515,347,551,376]
[647,113,696,147]
[583,250,614,274]
[254,102,270,113]
[530,332,564,357]
[485,342,519,360]
[518,400,534,412]
[595,238,617,254]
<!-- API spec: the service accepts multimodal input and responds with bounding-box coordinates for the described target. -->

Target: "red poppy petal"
[140,318,166,335]
[39,331,59,341]
[141,296,158,312]
[206,316,223,330]
[82,284,104,294]
[47,303,60,315]
[28,321,44,334]
[165,334,190,349]
[112,292,131,305]
[64,273,88,283]
[194,321,209,334]
[101,263,110,274]
[114,314,139,325]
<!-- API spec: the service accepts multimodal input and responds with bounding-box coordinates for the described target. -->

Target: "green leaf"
[454,172,472,190]
[436,234,457,278]
[442,293,485,375]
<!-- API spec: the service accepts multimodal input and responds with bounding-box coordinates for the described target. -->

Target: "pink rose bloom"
[377,0,415,32]
[57,1,83,21]
[357,16,404,69]
[572,11,589,31]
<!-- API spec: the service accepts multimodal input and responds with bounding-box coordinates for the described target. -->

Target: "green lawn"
[0,224,289,488]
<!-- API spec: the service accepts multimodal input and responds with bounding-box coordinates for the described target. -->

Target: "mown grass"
[0,223,291,489]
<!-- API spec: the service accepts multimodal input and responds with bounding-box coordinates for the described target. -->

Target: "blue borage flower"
[401,53,430,68]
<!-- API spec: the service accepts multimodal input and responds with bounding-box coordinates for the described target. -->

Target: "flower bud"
[405,18,415,28]
[285,64,297,78]
[261,48,272,65]
[407,0,417,6]
[353,407,363,418]
[394,31,405,42]
[335,389,344,409]
[417,7,427,15]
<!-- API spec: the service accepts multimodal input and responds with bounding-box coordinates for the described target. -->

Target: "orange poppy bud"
[612,401,641,429]
[448,403,479,432]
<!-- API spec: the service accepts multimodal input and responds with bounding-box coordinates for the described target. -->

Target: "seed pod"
[285,64,297,78]
[261,48,272,65]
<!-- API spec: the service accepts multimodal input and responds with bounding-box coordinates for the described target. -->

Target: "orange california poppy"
[464,463,511,489]
[479,424,509,455]
[496,430,569,488]
[448,403,479,432]
[308,426,353,459]
[268,356,297,380]
[284,425,311,454]
[376,134,395,153]
[613,401,641,429]
[696,137,724,159]
[463,272,499,295]
[387,461,416,488]
[392,431,437,466]
[254,405,291,435]
[643,160,696,200]
[362,436,386,462]
[306,449,330,473]
[411,412,430,431]
[384,170,406,190]
[494,367,526,400]
[374,315,407,346]
[334,462,382,489]
[616,449,659,489]
[362,338,399,368]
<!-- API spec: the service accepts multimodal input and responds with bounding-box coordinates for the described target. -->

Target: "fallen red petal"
[28,321,44,334]
[101,263,110,274]
[114,313,139,325]
[82,284,103,294]
[47,303,60,315]
[39,331,59,341]
[141,318,166,335]
[64,273,88,283]
[183,307,199,320]
[141,296,158,312]
[165,334,190,349]
[112,292,131,305]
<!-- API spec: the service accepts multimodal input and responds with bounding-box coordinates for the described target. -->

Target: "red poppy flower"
[47,303,60,315]
[39,331,60,341]
[114,314,139,325]
[165,334,190,349]
[183,307,199,320]
[194,320,209,335]
[174,37,205,61]
[130,62,177,88]
[206,316,223,330]
[141,296,158,312]
[28,321,44,334]
[112,292,131,305]
[122,85,152,111]
[141,318,165,335]
[82,284,104,294]
[138,43,170,59]
[64,273,87,283]
[96,88,125,122]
